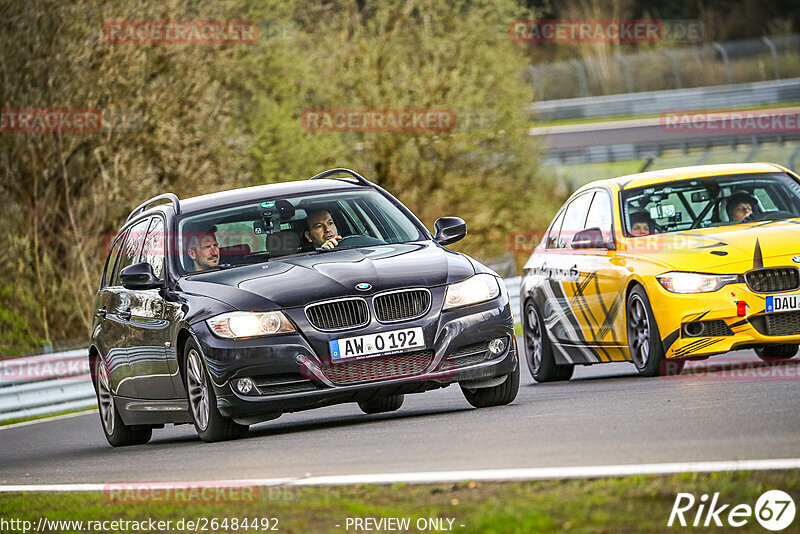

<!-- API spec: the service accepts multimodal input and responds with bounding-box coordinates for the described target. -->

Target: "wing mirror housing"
[434,217,467,246]
[120,262,163,290]
[571,227,615,250]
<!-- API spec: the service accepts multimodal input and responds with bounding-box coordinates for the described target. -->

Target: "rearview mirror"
[434,217,467,246]
[120,262,163,290]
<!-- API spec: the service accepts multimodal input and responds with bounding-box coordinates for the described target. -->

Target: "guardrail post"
[711,43,733,85]
[761,37,781,79]
[570,60,590,97]
[662,50,682,89]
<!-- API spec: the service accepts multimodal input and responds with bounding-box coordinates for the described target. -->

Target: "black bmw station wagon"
[90,169,518,445]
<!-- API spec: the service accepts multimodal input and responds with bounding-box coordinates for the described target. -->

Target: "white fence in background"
[0,278,524,424]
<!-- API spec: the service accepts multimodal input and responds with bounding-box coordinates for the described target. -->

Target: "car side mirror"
[120,262,163,290]
[572,227,611,250]
[434,217,467,246]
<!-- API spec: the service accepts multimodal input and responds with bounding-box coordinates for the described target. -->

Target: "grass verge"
[0,470,797,533]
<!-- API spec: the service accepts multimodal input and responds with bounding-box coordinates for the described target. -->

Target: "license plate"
[329,327,424,361]
[765,293,800,313]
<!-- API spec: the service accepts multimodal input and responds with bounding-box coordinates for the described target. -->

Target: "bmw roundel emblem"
[356,283,372,291]
[793,256,800,264]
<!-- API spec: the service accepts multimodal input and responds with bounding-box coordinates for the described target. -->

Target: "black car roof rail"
[126,193,182,222]
[308,168,372,186]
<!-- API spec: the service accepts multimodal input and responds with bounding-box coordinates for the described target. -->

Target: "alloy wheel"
[628,294,650,368]
[525,304,543,372]
[97,361,115,435]
[186,349,210,431]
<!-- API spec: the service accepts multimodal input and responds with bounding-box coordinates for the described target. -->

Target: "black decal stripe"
[730,319,749,328]
[662,329,681,354]
[570,275,612,362]
[675,339,722,358]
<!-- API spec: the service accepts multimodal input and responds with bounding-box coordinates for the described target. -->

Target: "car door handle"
[95,308,107,318]
[119,308,132,320]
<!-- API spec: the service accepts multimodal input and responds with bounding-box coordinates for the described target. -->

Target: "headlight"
[656,272,739,294]
[206,311,296,339]
[443,274,501,310]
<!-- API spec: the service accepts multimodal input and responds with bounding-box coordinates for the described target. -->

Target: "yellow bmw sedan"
[520,163,800,381]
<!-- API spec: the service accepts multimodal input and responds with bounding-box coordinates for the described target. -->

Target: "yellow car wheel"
[626,286,685,377]
[523,301,574,382]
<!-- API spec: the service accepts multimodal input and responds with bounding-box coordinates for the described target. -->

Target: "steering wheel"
[747,210,794,222]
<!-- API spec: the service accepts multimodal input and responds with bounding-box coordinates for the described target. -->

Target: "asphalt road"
[1,348,798,485]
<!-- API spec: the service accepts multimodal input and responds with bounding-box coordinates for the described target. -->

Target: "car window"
[621,173,800,234]
[177,190,424,273]
[141,217,165,280]
[585,190,613,244]
[111,218,151,285]
[102,231,126,288]
[560,192,593,249]
[545,210,566,250]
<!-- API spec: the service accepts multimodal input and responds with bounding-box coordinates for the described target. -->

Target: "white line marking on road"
[1,458,799,492]
[0,410,97,431]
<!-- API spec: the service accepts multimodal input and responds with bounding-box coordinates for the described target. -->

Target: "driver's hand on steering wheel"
[320,235,342,249]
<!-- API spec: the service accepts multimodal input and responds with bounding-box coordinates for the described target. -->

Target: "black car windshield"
[620,172,800,237]
[177,189,424,273]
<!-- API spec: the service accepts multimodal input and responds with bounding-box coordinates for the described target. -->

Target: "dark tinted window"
[102,232,125,288]
[111,218,150,285]
[141,217,165,279]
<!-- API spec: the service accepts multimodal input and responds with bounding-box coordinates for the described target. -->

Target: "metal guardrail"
[0,278,524,424]
[530,78,800,122]
[0,350,96,424]
[531,107,800,166]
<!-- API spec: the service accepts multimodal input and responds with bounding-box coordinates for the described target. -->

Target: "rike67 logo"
[668,490,796,530]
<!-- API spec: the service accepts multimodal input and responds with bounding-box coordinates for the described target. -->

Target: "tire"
[756,344,799,361]
[626,285,684,377]
[358,394,404,414]
[523,300,574,382]
[460,365,520,408]
[184,339,249,442]
[93,356,152,447]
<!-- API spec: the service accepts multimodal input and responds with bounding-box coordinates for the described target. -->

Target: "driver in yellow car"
[629,209,654,237]
[304,209,342,249]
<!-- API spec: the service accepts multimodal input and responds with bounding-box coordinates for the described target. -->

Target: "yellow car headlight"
[656,272,739,294]
[443,274,501,310]
[206,311,296,339]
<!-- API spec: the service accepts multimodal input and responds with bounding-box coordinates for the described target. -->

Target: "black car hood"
[178,242,475,309]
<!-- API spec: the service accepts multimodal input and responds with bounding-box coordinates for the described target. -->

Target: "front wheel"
[626,285,684,377]
[460,365,520,408]
[756,344,799,361]
[184,340,249,442]
[523,301,574,382]
[93,356,151,447]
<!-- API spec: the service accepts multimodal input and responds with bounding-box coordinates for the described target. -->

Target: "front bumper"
[646,279,800,359]
[190,291,517,418]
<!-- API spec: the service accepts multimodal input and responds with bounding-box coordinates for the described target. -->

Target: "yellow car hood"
[624,218,800,274]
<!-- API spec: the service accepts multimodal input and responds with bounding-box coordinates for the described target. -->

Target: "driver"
[629,209,654,237]
[304,209,342,249]
[726,191,757,222]
[186,226,219,271]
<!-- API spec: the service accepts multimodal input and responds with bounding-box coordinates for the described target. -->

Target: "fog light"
[235,377,255,394]
[488,337,507,355]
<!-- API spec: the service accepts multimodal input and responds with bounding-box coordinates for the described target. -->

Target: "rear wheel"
[627,286,684,377]
[523,301,574,382]
[756,344,799,361]
[184,340,249,442]
[93,357,151,447]
[460,365,520,408]
[358,394,404,414]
